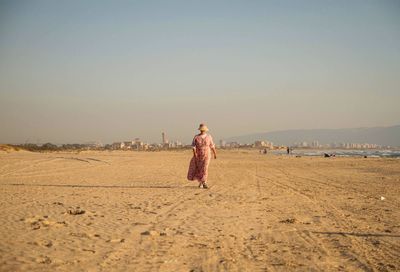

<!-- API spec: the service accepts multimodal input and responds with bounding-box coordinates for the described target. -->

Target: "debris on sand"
[67,207,85,215]
[279,218,296,224]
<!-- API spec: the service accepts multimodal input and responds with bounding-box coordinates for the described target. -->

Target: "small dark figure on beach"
[187,124,217,189]
[263,148,268,154]
[287,147,290,155]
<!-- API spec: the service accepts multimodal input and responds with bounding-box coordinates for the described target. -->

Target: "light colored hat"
[198,123,209,132]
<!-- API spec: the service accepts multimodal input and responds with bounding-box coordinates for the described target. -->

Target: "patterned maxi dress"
[187,134,215,183]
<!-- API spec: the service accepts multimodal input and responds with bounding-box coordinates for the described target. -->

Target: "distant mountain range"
[226,125,400,147]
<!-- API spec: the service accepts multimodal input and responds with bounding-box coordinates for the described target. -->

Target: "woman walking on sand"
[187,123,217,189]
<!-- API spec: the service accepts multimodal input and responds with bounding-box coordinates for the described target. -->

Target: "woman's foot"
[202,183,209,189]
[198,183,204,189]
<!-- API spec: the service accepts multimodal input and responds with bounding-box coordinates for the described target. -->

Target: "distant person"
[187,124,217,189]
[263,148,268,154]
[287,147,290,155]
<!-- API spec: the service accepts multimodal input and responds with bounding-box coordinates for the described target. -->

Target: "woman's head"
[198,123,209,133]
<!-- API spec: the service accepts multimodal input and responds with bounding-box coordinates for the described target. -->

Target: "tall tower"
[162,132,168,144]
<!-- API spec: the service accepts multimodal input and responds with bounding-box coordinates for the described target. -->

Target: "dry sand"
[0,150,399,271]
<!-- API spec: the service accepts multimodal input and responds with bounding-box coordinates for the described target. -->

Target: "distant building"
[254,141,266,148]
[162,132,168,145]
[254,140,274,149]
[111,142,125,149]
[226,142,240,148]
[132,138,144,150]
[220,140,226,148]
[311,140,320,148]
[174,141,183,147]
[123,141,133,149]
[83,141,103,148]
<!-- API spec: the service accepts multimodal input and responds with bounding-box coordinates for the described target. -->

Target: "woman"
[187,123,217,189]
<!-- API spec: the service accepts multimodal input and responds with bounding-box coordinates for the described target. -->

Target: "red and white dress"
[187,134,215,183]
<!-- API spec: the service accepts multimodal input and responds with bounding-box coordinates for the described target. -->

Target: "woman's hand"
[212,147,217,159]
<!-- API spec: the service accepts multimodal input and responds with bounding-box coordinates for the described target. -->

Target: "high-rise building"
[220,140,226,148]
[312,140,320,148]
[162,132,168,144]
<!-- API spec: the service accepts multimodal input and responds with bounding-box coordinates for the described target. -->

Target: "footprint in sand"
[25,216,67,229]
[106,238,125,243]
[82,249,96,253]
[141,230,159,236]
[28,240,53,247]
[70,232,90,238]
[36,256,52,264]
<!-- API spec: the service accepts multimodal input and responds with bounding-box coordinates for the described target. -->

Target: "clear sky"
[1,0,399,144]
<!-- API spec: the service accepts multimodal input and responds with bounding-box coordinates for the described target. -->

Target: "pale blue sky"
[0,0,399,144]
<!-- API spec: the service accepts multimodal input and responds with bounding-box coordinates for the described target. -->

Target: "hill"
[225,125,400,147]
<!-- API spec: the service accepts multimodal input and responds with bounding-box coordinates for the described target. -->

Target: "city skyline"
[8,125,399,149]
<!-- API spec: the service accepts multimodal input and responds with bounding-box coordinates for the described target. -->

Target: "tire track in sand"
[262,166,400,271]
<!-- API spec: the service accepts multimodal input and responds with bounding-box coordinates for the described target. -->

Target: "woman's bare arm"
[211,147,217,159]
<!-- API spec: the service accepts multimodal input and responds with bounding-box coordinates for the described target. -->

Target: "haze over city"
[1,0,399,144]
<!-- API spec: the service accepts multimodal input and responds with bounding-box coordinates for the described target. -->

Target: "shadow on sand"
[2,183,197,189]
[312,231,400,238]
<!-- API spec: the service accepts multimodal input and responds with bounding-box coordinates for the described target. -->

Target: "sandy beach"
[0,150,399,271]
